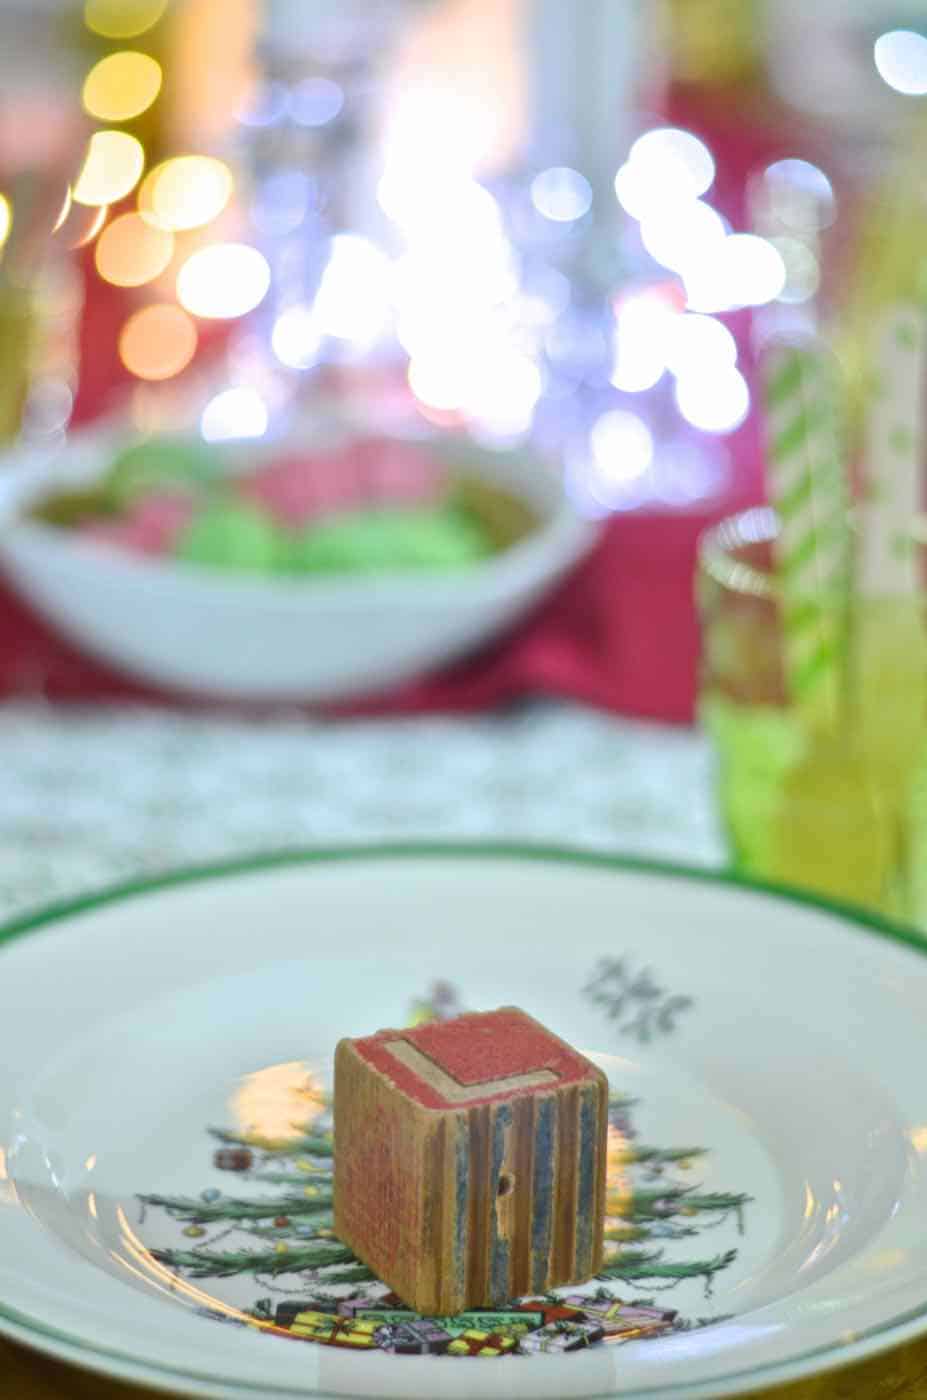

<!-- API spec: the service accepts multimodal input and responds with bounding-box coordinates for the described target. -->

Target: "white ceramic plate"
[2,846,927,1399]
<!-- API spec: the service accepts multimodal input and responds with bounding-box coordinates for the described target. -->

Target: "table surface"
[2,701,926,1398]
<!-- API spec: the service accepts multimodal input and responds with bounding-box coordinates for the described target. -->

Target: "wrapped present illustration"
[388,1320,454,1355]
[284,1311,385,1349]
[562,1294,677,1338]
[518,1319,606,1354]
[446,1329,519,1357]
[275,1299,338,1327]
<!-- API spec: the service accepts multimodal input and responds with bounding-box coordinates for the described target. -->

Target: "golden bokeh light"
[0,195,11,250]
[138,156,233,233]
[176,241,270,319]
[73,131,146,207]
[95,212,174,287]
[231,1062,327,1147]
[82,51,163,123]
[84,0,168,39]
[118,304,198,381]
[52,187,73,234]
[54,201,109,250]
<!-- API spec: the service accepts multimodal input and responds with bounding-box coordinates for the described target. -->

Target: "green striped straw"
[858,304,925,598]
[764,343,852,731]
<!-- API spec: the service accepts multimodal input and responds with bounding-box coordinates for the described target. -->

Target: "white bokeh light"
[723,234,787,307]
[627,128,715,201]
[588,410,655,505]
[382,177,505,254]
[675,366,750,434]
[640,199,727,277]
[408,355,465,412]
[381,85,499,194]
[531,166,593,223]
[665,313,737,379]
[409,345,542,437]
[200,387,269,442]
[684,233,786,312]
[469,350,543,436]
[311,235,392,346]
[289,77,344,127]
[874,29,927,95]
[613,161,655,221]
[611,292,679,393]
[238,82,288,128]
[271,305,323,370]
[614,128,715,225]
[177,244,271,320]
[769,237,821,304]
[252,170,314,236]
[761,159,835,230]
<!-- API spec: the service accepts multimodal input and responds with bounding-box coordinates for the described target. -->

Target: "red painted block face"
[352,1008,595,1110]
[334,1007,609,1315]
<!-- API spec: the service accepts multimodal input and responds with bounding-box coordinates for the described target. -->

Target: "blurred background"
[1,0,927,924]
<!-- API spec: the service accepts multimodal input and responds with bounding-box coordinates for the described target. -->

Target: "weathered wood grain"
[333,1007,608,1314]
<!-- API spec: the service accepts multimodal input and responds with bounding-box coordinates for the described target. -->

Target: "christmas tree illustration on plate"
[138,986,751,1357]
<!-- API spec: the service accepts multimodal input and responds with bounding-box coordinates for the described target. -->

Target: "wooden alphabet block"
[333,1006,608,1314]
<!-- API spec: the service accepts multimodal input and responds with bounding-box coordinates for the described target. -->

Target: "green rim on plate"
[2,841,926,1400]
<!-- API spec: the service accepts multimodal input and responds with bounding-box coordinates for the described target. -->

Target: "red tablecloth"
[0,499,752,723]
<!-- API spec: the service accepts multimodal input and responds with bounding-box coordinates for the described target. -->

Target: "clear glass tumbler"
[697,506,927,927]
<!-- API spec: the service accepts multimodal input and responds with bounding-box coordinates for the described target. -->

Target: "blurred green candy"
[106,436,224,508]
[288,507,491,575]
[174,503,286,573]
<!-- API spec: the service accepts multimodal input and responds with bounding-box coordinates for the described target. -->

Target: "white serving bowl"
[0,428,596,701]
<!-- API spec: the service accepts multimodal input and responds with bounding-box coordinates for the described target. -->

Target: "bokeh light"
[251,169,315,238]
[272,305,323,370]
[409,346,542,437]
[84,0,167,39]
[640,198,726,276]
[0,195,11,250]
[201,387,269,442]
[311,235,392,346]
[874,30,927,95]
[462,349,543,437]
[664,313,738,379]
[722,234,787,307]
[615,127,715,222]
[684,233,787,313]
[587,410,655,505]
[82,51,163,122]
[382,87,500,195]
[760,159,835,231]
[176,243,270,319]
[613,162,654,222]
[95,212,174,287]
[611,290,679,393]
[675,366,750,434]
[237,82,288,129]
[531,167,593,223]
[289,77,344,127]
[769,236,821,304]
[52,187,73,234]
[73,131,145,207]
[628,128,715,198]
[139,156,233,232]
[55,200,108,249]
[119,304,198,381]
[408,357,463,413]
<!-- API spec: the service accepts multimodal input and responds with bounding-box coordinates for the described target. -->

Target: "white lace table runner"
[0,702,726,922]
